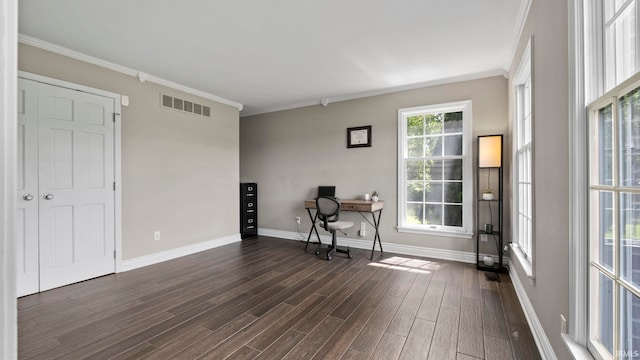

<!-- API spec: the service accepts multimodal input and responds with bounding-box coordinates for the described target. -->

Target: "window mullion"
[611,95,621,359]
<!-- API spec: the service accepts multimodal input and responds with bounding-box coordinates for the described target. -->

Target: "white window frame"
[397,100,473,239]
[568,0,640,359]
[587,72,640,360]
[511,38,535,279]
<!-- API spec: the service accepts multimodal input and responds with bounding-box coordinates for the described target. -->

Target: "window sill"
[397,226,473,239]
[561,334,594,360]
[510,243,534,281]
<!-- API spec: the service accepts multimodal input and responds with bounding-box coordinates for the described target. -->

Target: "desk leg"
[370,209,383,260]
[305,208,322,252]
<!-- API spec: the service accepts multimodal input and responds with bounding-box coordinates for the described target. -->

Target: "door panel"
[51,129,74,189]
[37,83,115,292]
[16,79,39,297]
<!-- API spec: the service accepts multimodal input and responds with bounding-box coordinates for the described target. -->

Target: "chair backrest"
[316,196,340,230]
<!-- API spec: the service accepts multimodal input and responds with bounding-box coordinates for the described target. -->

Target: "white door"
[16,78,116,295]
[37,83,116,292]
[16,79,40,297]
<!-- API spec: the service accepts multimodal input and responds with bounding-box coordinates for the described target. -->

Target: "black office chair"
[315,196,353,260]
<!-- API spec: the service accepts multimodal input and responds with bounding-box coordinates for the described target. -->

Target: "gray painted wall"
[240,75,508,255]
[508,0,570,359]
[18,44,240,260]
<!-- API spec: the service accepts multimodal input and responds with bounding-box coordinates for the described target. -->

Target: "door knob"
[23,193,34,201]
[43,193,54,200]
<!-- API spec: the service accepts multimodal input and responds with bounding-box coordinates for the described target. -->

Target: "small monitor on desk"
[317,186,336,198]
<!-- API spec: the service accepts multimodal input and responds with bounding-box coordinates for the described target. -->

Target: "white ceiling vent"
[161,94,211,118]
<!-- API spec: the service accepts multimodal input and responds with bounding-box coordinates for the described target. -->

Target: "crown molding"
[241,68,508,117]
[505,0,533,72]
[18,34,243,111]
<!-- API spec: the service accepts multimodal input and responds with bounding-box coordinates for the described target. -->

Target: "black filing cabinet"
[240,183,258,239]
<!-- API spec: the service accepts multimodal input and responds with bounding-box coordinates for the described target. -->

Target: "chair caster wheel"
[315,249,320,256]
[347,250,352,259]
[326,253,332,261]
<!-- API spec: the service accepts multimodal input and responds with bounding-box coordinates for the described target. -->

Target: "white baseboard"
[259,228,479,264]
[509,265,557,360]
[121,233,241,272]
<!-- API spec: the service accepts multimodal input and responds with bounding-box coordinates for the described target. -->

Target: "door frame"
[2,0,18,357]
[18,71,124,273]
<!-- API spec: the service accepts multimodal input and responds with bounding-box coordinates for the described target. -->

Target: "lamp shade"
[478,135,502,168]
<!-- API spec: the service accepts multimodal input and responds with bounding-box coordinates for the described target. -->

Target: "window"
[585,1,640,358]
[512,39,534,275]
[397,101,473,238]
[588,76,640,360]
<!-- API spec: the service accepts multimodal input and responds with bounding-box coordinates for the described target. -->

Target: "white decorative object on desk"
[482,190,494,200]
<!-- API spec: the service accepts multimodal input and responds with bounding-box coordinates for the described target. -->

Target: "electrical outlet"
[154,231,161,241]
[295,216,301,224]
[560,314,567,334]
[480,234,488,242]
[359,222,366,237]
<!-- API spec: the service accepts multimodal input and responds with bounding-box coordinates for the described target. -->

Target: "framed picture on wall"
[347,125,372,148]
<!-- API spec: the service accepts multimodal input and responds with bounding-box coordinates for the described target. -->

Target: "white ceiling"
[18,0,527,116]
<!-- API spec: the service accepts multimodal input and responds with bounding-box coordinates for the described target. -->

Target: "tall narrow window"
[585,1,640,359]
[512,39,534,275]
[397,101,473,238]
[588,78,640,360]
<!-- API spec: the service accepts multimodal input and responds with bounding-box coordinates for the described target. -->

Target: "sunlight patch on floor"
[367,256,440,274]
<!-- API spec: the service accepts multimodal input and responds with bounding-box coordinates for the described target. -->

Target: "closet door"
[37,83,116,292]
[16,79,40,297]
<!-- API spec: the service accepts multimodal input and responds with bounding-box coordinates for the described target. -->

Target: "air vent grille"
[162,94,173,107]
[160,93,212,118]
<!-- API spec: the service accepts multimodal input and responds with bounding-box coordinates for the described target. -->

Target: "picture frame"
[347,125,372,148]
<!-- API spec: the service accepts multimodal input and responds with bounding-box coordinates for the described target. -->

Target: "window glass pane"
[443,205,462,227]
[427,160,443,181]
[425,182,442,202]
[424,113,443,135]
[406,160,424,181]
[599,104,614,186]
[619,86,640,187]
[620,192,640,289]
[407,181,424,202]
[425,136,442,157]
[425,204,442,225]
[444,111,463,133]
[599,272,615,354]
[605,4,637,90]
[407,203,424,225]
[408,137,424,158]
[620,286,640,357]
[443,159,463,180]
[600,191,615,271]
[407,115,424,136]
[444,134,463,156]
[604,0,629,22]
[444,182,463,204]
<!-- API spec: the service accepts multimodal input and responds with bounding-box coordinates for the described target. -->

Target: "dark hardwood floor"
[18,236,541,360]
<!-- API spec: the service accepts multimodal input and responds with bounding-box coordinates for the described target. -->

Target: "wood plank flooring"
[18,237,541,360]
